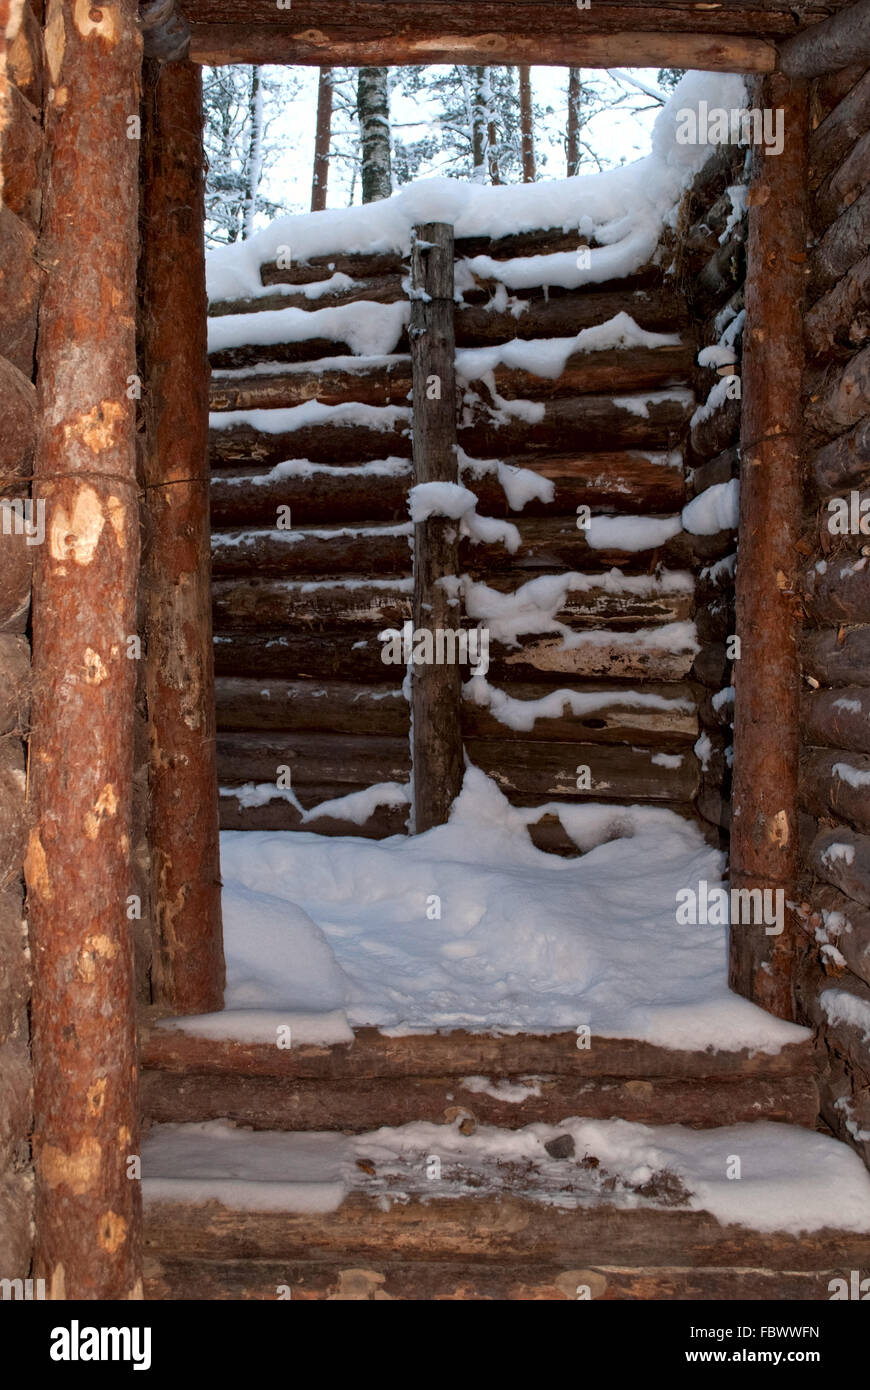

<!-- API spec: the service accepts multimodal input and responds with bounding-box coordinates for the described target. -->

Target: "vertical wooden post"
[26,0,143,1298]
[140,58,225,1015]
[410,222,464,832]
[730,72,808,1018]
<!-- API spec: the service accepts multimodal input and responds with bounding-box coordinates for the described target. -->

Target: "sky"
[256,66,671,228]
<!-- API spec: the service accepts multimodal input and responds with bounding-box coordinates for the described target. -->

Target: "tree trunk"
[471,66,488,183]
[567,67,582,176]
[140,59,225,1017]
[26,0,143,1300]
[519,64,536,183]
[357,66,392,203]
[311,67,333,212]
[242,65,264,240]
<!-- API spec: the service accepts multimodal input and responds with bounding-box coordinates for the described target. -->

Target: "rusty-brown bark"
[310,66,332,212]
[518,65,535,183]
[730,73,808,1017]
[141,58,225,1016]
[26,0,143,1299]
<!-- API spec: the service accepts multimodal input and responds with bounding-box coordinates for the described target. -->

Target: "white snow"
[682,479,739,536]
[211,765,806,1049]
[463,676,693,733]
[454,313,682,385]
[612,388,694,420]
[206,72,748,304]
[457,448,554,510]
[834,697,863,714]
[712,686,735,713]
[694,733,713,771]
[214,456,412,488]
[408,481,478,522]
[690,375,737,430]
[822,842,856,868]
[208,401,411,435]
[821,988,870,1043]
[585,513,681,551]
[833,762,870,789]
[208,299,410,359]
[651,753,684,769]
[141,1115,870,1234]
[460,1076,544,1104]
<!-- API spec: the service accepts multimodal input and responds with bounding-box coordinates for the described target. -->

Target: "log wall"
[797,64,870,1169]
[210,177,742,853]
[0,0,43,1288]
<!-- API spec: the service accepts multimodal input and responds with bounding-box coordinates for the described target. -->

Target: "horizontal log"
[808,824,870,907]
[467,737,699,802]
[689,445,739,498]
[214,630,393,681]
[463,680,698,746]
[691,642,730,689]
[813,128,870,233]
[0,355,36,482]
[217,731,410,785]
[212,574,694,633]
[212,524,412,576]
[144,1257,850,1303]
[0,207,39,378]
[0,633,30,735]
[800,748,870,834]
[464,515,728,574]
[809,184,870,299]
[804,345,870,440]
[210,415,412,468]
[211,275,404,318]
[797,881,870,989]
[461,392,695,458]
[802,624,870,686]
[190,24,778,72]
[809,417,870,495]
[808,69,870,192]
[209,450,688,528]
[140,1065,816,1135]
[688,394,741,463]
[779,0,870,79]
[487,632,698,683]
[804,251,870,360]
[801,686,870,752]
[209,285,689,370]
[802,551,870,624]
[219,785,409,837]
[209,342,693,415]
[213,577,412,630]
[215,678,408,735]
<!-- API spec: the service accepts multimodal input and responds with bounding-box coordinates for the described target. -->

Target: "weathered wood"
[214,630,394,681]
[809,184,870,297]
[797,881,870,988]
[141,59,224,1017]
[467,738,699,802]
[459,391,694,459]
[0,354,36,482]
[145,1193,866,1271]
[730,72,807,1018]
[463,515,728,574]
[211,523,412,577]
[809,417,870,494]
[0,634,30,736]
[688,394,741,463]
[143,1258,851,1303]
[209,414,412,467]
[219,786,409,837]
[803,550,870,624]
[779,0,870,77]
[800,748,870,834]
[26,0,142,1301]
[805,252,870,360]
[808,70,870,191]
[142,1023,814,1082]
[214,677,405,733]
[216,731,410,785]
[213,577,412,630]
[805,345,870,439]
[210,274,405,318]
[802,624,870,685]
[0,206,40,377]
[410,223,463,831]
[6,0,46,108]
[809,825,870,906]
[141,1066,816,1134]
[694,226,746,317]
[801,685,870,752]
[208,450,687,528]
[486,632,698,683]
[189,23,778,73]
[813,128,870,232]
[1,84,43,231]
[209,342,693,413]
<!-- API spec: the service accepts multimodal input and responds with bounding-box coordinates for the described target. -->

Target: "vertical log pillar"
[140,58,225,1014]
[730,72,808,1018]
[410,222,464,832]
[26,0,143,1298]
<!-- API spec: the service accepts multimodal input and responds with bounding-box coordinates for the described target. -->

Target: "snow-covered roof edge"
[206,71,748,305]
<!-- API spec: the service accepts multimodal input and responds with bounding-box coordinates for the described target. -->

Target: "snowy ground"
[171,769,807,1052]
